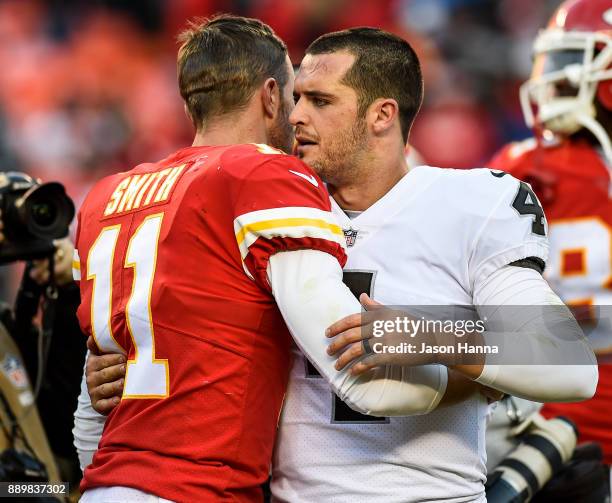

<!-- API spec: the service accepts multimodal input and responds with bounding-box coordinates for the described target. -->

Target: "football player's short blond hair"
[177,14,288,131]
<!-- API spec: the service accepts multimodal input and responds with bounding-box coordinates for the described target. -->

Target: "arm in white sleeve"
[268,249,447,416]
[473,265,598,402]
[72,353,106,471]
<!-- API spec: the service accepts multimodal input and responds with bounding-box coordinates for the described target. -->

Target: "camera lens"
[31,201,57,227]
[0,174,75,264]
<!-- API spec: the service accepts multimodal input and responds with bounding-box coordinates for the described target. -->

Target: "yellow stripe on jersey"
[72,250,81,281]
[233,207,345,261]
[236,217,343,246]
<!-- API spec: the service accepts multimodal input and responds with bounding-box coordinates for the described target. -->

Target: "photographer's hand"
[86,337,125,415]
[30,238,75,286]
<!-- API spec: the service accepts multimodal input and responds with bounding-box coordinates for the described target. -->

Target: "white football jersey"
[271,166,549,503]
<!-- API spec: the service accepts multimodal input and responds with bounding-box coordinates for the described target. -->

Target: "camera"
[486,416,577,502]
[0,172,75,265]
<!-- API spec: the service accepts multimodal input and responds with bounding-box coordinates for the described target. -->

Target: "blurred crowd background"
[0,0,564,299]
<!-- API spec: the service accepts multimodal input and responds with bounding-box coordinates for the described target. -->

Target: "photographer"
[0,172,85,489]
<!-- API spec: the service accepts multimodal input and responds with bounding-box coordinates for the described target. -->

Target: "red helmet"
[520,0,612,161]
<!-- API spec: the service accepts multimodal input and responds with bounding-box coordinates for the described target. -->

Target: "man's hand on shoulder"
[86,336,125,415]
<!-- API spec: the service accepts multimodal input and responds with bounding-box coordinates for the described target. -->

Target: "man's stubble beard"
[310,117,369,188]
[269,99,294,154]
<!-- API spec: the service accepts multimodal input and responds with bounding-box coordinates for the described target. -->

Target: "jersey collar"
[330,166,435,230]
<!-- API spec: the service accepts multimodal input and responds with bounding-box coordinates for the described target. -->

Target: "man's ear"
[369,98,399,136]
[262,77,279,119]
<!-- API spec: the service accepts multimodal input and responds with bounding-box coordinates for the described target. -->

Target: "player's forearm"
[468,265,598,402]
[268,249,447,416]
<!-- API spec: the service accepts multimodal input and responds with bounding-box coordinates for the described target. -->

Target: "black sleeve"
[509,256,545,275]
[37,281,87,459]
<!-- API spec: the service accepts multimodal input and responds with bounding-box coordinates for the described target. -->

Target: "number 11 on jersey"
[87,213,169,399]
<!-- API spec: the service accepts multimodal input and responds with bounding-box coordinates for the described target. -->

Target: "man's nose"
[289,99,307,127]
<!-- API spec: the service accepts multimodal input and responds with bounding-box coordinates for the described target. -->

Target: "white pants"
[80,487,175,503]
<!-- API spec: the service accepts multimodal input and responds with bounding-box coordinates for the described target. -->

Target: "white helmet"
[520,0,612,163]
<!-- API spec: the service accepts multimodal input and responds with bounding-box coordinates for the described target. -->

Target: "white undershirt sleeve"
[72,353,106,471]
[473,265,598,401]
[268,249,447,416]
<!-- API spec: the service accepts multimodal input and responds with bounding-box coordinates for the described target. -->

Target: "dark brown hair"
[306,28,423,141]
[177,14,288,130]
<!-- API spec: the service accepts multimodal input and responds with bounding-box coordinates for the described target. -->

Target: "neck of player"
[191,107,272,148]
[328,147,409,212]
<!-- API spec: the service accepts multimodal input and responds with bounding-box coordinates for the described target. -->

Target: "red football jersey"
[490,137,612,463]
[74,143,346,502]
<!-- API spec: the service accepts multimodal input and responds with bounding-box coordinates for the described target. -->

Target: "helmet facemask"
[520,28,612,163]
